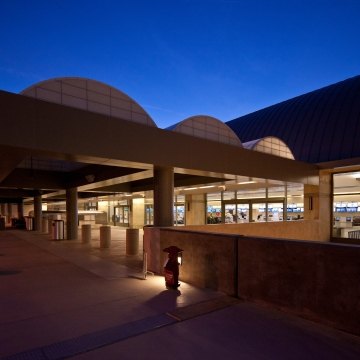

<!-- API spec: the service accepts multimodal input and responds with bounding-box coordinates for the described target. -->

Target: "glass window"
[252,203,266,222]
[207,192,222,224]
[174,195,185,226]
[224,204,236,223]
[333,171,360,238]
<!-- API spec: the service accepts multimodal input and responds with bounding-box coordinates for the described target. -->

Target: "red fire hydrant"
[163,246,183,289]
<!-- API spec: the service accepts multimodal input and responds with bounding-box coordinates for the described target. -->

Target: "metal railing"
[348,230,360,239]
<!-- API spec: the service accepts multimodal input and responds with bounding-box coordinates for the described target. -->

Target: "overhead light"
[85,174,95,183]
[183,187,198,191]
[237,181,256,185]
[199,185,215,189]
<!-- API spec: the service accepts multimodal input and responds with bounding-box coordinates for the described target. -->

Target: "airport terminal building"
[2,75,360,335]
[1,75,360,242]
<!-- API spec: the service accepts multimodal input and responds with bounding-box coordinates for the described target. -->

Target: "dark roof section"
[226,75,360,163]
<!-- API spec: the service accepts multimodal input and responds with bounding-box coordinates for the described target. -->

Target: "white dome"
[170,115,242,146]
[21,77,157,127]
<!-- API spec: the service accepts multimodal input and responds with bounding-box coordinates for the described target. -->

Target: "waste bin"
[24,216,34,231]
[52,220,64,240]
[126,228,139,255]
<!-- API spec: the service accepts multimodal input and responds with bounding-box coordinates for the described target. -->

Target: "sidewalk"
[1,228,360,359]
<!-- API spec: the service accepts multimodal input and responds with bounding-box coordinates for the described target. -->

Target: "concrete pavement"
[1,227,360,359]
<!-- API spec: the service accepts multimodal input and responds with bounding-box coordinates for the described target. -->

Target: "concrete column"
[17,202,24,219]
[153,166,174,227]
[318,171,332,241]
[34,195,42,231]
[185,194,206,225]
[7,203,13,224]
[131,197,145,228]
[66,187,78,240]
[303,184,319,221]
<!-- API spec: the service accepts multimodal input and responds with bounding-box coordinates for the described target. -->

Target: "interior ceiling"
[0,151,229,203]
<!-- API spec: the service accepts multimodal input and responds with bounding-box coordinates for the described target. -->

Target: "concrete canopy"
[0,89,318,203]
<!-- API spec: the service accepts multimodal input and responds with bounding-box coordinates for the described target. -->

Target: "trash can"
[82,224,92,244]
[24,216,34,231]
[100,225,111,248]
[52,220,64,240]
[126,228,139,255]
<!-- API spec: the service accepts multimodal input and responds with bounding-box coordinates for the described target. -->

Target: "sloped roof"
[226,75,360,163]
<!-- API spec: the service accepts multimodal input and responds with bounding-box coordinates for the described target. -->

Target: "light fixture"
[237,181,256,185]
[308,196,313,210]
[85,174,95,183]
[177,252,183,265]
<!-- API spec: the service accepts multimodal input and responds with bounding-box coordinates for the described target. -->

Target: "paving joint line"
[1,296,238,360]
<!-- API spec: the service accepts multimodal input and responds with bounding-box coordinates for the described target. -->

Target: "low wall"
[237,237,360,335]
[159,228,237,295]
[144,227,360,336]
[180,220,324,241]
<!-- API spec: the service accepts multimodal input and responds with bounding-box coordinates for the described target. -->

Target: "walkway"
[1,228,360,359]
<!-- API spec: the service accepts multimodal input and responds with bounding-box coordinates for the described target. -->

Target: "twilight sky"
[1,0,360,128]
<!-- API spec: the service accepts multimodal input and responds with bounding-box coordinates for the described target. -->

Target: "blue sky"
[1,0,360,128]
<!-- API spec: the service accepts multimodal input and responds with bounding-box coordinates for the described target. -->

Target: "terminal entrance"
[145,204,154,225]
[113,205,130,227]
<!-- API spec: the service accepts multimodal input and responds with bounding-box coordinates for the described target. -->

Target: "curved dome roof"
[243,137,294,160]
[21,77,157,127]
[168,115,242,146]
[226,75,360,163]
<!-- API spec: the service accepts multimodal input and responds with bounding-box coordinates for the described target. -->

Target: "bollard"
[42,218,48,233]
[126,228,139,255]
[100,225,111,248]
[48,219,53,235]
[81,224,92,244]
